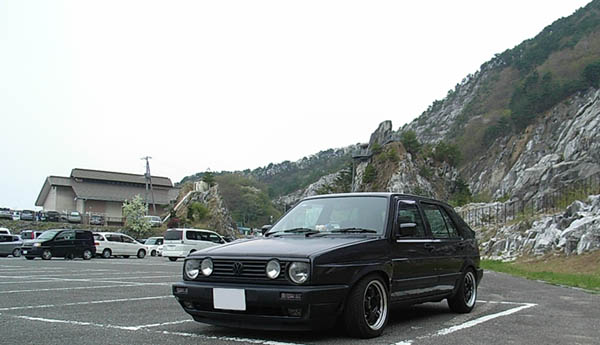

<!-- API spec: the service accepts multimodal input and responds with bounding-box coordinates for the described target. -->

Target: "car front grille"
[211,259,288,281]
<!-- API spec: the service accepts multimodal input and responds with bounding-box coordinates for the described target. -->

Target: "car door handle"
[424,243,435,251]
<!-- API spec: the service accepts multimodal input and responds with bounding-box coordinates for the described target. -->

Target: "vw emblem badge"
[232,262,244,275]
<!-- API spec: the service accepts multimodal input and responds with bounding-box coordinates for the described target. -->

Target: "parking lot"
[0,257,598,345]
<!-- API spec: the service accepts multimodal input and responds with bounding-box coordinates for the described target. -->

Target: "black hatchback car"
[173,193,482,338]
[21,229,96,260]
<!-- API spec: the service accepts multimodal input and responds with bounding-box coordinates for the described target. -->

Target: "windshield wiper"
[271,228,320,237]
[330,227,378,233]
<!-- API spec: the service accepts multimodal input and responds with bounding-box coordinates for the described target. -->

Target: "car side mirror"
[397,222,417,238]
[261,225,272,235]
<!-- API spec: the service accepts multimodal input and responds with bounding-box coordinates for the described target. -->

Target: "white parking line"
[0,282,170,294]
[0,295,172,311]
[391,301,537,345]
[0,275,177,285]
[12,315,305,345]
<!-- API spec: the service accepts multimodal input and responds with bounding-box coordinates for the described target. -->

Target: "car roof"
[95,232,128,236]
[166,228,219,234]
[302,192,452,208]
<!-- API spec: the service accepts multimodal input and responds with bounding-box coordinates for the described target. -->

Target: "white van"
[162,228,225,262]
[93,232,148,259]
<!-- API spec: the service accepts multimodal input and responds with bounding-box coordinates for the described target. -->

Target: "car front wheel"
[343,274,389,338]
[151,250,156,256]
[448,269,478,313]
[12,248,21,257]
[137,249,146,259]
[82,249,93,260]
[41,250,52,260]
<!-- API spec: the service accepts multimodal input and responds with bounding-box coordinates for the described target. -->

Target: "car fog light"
[175,287,188,294]
[266,259,281,279]
[183,301,194,309]
[280,292,302,301]
[287,308,302,317]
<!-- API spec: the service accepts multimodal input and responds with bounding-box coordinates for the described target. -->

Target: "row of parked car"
[0,227,229,261]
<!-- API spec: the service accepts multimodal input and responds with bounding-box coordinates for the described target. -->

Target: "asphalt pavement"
[0,256,597,345]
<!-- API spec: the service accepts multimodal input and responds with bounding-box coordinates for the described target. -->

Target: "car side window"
[208,234,222,243]
[107,235,121,242]
[396,200,426,238]
[440,208,460,238]
[0,235,7,242]
[157,238,163,245]
[93,234,104,241]
[122,236,134,243]
[422,204,450,239]
[56,231,75,241]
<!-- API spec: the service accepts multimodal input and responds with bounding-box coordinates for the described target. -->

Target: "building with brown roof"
[35,169,180,224]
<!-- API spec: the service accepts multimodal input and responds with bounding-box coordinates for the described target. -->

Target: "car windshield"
[267,196,388,236]
[37,230,59,241]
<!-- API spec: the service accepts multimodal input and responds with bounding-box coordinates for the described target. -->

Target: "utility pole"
[141,156,156,215]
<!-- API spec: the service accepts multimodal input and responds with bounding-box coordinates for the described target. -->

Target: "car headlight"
[33,243,41,247]
[288,262,309,284]
[266,259,281,279]
[184,259,200,279]
[201,258,213,276]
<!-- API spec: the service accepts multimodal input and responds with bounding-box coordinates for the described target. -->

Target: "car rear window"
[164,230,182,240]
[93,234,104,241]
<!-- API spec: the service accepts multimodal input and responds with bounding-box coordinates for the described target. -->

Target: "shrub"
[401,130,421,155]
[362,164,377,184]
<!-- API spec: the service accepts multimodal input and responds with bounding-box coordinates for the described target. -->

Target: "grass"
[481,252,600,293]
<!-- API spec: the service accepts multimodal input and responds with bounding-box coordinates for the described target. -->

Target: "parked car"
[157,244,163,256]
[21,229,95,260]
[67,211,82,223]
[144,237,164,256]
[93,232,147,259]
[19,230,44,240]
[0,208,12,220]
[0,227,11,235]
[144,215,162,227]
[0,234,22,257]
[89,214,105,225]
[162,228,225,262]
[12,211,20,221]
[45,211,60,222]
[172,193,482,338]
[20,210,35,221]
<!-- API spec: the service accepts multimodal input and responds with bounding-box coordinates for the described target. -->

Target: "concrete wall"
[55,186,76,213]
[43,186,57,211]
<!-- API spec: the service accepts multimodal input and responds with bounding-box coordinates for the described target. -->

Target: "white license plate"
[22,250,27,254]
[213,288,246,311]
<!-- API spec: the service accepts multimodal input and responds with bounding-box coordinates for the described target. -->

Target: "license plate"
[22,250,27,254]
[213,288,246,311]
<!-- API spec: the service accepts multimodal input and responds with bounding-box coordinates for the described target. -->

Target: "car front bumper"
[172,281,349,331]
[20,246,43,257]
[162,250,187,258]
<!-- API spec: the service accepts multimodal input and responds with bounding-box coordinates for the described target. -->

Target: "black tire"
[82,249,93,260]
[101,249,112,259]
[41,249,52,260]
[168,257,177,262]
[137,249,146,259]
[343,274,389,338]
[12,248,21,257]
[123,255,130,259]
[448,269,478,313]
[151,250,156,257]
[25,256,35,260]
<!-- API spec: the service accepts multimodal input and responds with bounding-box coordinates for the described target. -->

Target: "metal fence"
[458,174,600,229]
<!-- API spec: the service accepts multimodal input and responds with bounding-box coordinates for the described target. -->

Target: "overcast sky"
[0,0,592,210]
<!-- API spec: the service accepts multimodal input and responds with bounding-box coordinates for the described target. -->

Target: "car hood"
[190,236,378,259]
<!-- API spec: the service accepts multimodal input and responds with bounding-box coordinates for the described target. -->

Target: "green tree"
[202,171,215,186]
[583,60,600,88]
[362,164,377,184]
[187,202,209,222]
[433,142,462,166]
[401,130,422,155]
[122,195,151,239]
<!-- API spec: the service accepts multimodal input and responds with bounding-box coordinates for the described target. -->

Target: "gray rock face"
[368,120,393,151]
[479,195,600,260]
[276,171,342,207]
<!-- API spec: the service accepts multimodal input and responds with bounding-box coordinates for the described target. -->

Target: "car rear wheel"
[82,249,93,260]
[343,274,389,338]
[168,257,177,262]
[12,248,21,257]
[101,249,112,259]
[151,250,156,256]
[137,249,146,259]
[41,250,52,260]
[448,269,477,313]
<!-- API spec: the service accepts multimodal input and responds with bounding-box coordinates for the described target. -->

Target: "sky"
[0,0,593,210]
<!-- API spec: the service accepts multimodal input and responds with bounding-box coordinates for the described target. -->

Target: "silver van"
[162,228,225,262]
